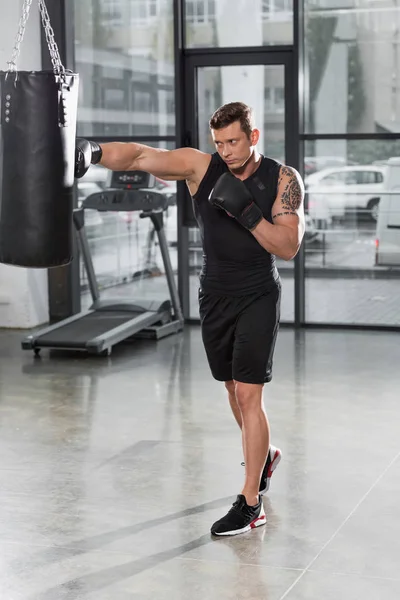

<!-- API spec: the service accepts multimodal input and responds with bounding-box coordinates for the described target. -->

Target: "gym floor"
[0,325,399,599]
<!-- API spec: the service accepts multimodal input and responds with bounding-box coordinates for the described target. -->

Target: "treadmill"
[22,171,184,356]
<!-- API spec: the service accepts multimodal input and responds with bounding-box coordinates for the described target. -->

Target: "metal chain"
[7,0,34,71]
[38,0,65,78]
[7,0,65,79]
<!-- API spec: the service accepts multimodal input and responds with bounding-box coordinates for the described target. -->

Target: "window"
[185,0,215,24]
[304,0,400,134]
[102,0,122,19]
[131,0,158,24]
[355,170,384,185]
[74,0,175,137]
[265,87,285,114]
[321,172,349,185]
[77,141,177,307]
[305,139,400,326]
[262,0,293,20]
[185,0,293,47]
[104,88,125,110]
[134,90,152,112]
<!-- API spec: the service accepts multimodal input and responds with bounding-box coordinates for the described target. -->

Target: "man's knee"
[234,381,263,412]
[224,380,235,396]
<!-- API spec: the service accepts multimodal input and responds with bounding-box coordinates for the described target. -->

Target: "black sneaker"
[259,445,282,495]
[211,494,266,536]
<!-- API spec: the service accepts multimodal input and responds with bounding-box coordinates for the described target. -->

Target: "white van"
[375,157,400,266]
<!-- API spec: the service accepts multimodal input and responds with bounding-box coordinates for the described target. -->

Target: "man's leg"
[234,381,269,507]
[225,380,242,428]
[211,383,269,536]
[211,289,281,536]
[225,379,280,496]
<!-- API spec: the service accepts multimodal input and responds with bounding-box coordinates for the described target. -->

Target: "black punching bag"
[0,0,79,268]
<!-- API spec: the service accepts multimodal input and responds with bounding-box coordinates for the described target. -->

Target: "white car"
[305,165,386,226]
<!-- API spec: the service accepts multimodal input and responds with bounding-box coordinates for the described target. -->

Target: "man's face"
[211,121,259,170]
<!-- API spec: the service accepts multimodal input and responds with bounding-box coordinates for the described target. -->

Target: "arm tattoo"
[277,166,303,212]
[272,211,297,219]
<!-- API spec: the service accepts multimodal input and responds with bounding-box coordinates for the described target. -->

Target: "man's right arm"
[75,138,208,183]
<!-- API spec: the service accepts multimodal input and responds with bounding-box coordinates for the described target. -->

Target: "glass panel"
[74,0,175,137]
[304,0,400,134]
[76,141,178,310]
[304,139,400,325]
[196,65,285,159]
[185,0,293,48]
[189,64,294,322]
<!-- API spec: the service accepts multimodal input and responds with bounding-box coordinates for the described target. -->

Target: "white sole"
[259,448,282,496]
[212,505,266,536]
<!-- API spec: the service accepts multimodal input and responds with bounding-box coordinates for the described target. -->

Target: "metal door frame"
[178,49,304,325]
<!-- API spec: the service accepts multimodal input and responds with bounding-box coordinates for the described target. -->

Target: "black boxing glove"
[75,138,103,179]
[208,172,263,230]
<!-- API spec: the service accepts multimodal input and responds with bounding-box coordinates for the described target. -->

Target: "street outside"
[78,206,400,327]
[81,207,384,292]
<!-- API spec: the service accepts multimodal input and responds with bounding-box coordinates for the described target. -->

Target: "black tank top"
[192,152,282,296]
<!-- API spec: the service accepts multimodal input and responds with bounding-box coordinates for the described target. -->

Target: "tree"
[347,42,366,132]
[305,7,338,132]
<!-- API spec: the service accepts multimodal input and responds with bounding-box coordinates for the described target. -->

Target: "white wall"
[0,0,49,328]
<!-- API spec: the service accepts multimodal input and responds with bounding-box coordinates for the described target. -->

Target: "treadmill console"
[110,170,156,189]
[82,170,168,212]
[82,189,168,212]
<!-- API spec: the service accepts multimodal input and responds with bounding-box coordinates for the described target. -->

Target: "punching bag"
[0,0,79,268]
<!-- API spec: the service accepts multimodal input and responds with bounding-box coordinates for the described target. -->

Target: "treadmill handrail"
[75,192,183,323]
[75,218,101,304]
[150,213,184,324]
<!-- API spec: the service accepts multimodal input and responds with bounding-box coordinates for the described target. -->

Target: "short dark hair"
[209,102,254,138]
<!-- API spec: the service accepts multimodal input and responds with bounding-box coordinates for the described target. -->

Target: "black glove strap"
[238,202,263,230]
[90,141,103,165]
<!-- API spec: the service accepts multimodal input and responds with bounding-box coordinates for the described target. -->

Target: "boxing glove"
[208,172,263,230]
[75,138,103,179]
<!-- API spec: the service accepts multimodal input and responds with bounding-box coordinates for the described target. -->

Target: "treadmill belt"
[37,311,143,348]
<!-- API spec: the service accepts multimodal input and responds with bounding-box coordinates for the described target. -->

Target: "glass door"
[181,51,299,323]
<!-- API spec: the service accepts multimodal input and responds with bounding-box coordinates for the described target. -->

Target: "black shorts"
[199,285,281,385]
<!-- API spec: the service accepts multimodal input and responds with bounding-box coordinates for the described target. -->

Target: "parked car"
[305,165,386,226]
[304,156,356,176]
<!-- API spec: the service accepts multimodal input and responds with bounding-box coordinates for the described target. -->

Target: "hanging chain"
[38,0,66,79]
[7,0,34,72]
[7,0,66,79]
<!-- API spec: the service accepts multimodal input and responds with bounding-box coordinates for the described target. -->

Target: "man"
[75,101,305,536]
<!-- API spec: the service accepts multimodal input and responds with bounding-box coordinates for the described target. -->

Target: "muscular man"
[75,102,305,537]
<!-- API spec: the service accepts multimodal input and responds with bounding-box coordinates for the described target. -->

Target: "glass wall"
[304,0,400,135]
[76,143,177,311]
[185,0,293,48]
[73,1,177,312]
[66,0,400,329]
[304,0,400,326]
[74,0,175,137]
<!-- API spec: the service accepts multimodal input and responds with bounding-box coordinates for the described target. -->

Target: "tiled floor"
[0,325,399,599]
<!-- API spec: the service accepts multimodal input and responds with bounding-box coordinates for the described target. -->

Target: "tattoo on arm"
[277,166,303,212]
[272,211,297,219]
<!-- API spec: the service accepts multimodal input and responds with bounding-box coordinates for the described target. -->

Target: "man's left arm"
[251,166,305,260]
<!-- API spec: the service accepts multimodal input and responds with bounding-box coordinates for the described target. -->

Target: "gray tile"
[309,455,400,580]
[0,326,400,599]
[0,540,300,600]
[282,570,400,600]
